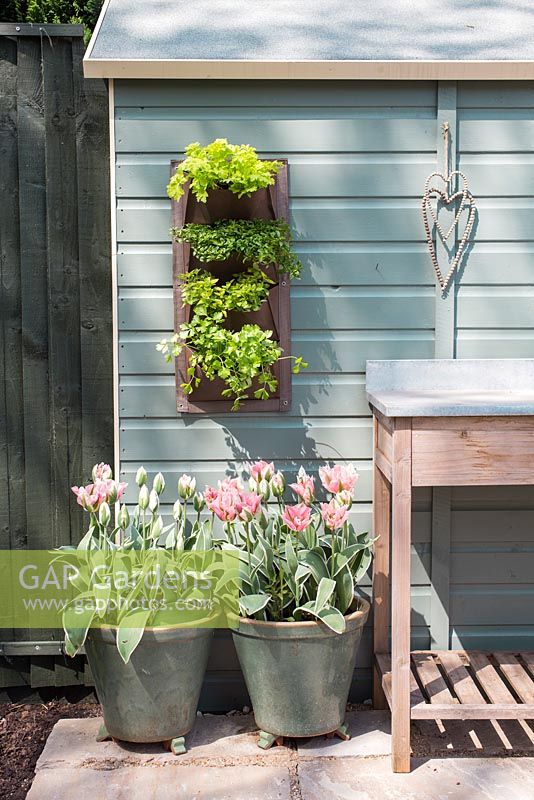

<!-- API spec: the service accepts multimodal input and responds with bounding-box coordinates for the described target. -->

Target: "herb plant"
[167,139,283,203]
[157,268,307,409]
[173,219,302,280]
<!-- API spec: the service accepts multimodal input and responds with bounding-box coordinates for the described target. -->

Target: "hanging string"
[421,121,476,293]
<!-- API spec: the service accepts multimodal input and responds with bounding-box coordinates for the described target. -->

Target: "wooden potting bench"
[366,359,534,773]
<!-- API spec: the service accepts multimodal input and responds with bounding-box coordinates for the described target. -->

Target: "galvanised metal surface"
[366,359,534,417]
[232,600,370,738]
[85,627,213,743]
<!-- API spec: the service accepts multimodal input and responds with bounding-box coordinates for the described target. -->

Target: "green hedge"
[1,0,104,41]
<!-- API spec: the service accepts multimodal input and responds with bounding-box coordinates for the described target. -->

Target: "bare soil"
[0,691,100,800]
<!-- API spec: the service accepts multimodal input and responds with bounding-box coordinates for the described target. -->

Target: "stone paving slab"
[299,756,534,800]
[297,711,391,758]
[27,712,534,799]
[27,765,292,800]
[35,715,292,770]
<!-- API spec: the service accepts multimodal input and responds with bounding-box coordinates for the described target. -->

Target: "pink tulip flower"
[319,464,358,495]
[249,460,275,482]
[92,462,113,481]
[72,479,126,512]
[210,490,239,522]
[289,468,315,506]
[282,503,312,532]
[238,492,262,521]
[320,499,349,530]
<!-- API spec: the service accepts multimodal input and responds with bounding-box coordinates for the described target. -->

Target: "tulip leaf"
[316,606,346,634]
[116,607,152,664]
[335,563,354,614]
[239,593,271,616]
[63,595,97,656]
[284,536,298,575]
[299,550,328,583]
[314,577,336,613]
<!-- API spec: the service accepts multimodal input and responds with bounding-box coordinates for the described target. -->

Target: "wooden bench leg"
[391,419,412,773]
[372,438,391,710]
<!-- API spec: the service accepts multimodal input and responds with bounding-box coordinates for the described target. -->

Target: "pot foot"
[257,730,284,750]
[96,723,111,743]
[162,736,187,755]
[331,721,350,741]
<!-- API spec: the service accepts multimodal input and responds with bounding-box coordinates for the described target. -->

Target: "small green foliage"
[157,267,284,410]
[173,218,302,280]
[2,0,105,43]
[180,266,274,316]
[167,139,283,203]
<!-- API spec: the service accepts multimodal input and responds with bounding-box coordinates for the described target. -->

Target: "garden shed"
[84,0,534,709]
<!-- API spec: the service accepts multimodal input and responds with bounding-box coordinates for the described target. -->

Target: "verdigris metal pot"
[232,598,369,748]
[86,626,213,754]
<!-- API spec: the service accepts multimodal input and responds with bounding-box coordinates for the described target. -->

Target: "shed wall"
[114,79,534,708]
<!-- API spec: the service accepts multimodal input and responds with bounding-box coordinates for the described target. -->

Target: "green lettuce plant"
[173,219,302,280]
[157,268,307,409]
[167,139,282,203]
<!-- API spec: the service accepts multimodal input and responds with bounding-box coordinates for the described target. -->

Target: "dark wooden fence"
[0,24,112,689]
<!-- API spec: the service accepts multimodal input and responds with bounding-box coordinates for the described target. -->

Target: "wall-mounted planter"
[170,160,291,414]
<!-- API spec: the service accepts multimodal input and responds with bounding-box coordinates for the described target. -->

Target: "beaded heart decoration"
[421,124,476,292]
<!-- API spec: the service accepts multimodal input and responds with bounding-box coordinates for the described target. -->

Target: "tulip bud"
[107,483,118,505]
[258,479,270,501]
[151,515,163,540]
[136,466,147,487]
[99,502,111,527]
[240,508,254,523]
[248,476,258,493]
[193,492,205,513]
[270,471,285,498]
[178,474,196,500]
[173,499,183,521]
[118,504,130,530]
[153,472,165,495]
[335,490,353,509]
[138,484,150,510]
[148,489,159,512]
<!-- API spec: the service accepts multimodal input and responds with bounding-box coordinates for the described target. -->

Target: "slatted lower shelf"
[376,651,534,720]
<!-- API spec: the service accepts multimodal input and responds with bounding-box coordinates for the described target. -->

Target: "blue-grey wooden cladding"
[115,79,534,707]
[0,31,112,689]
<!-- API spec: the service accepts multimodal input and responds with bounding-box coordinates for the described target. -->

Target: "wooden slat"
[72,38,113,478]
[115,117,437,154]
[372,437,391,710]
[521,653,534,682]
[119,331,435,375]
[437,651,486,704]
[118,286,436,332]
[391,418,412,772]
[0,37,25,567]
[493,653,534,704]
[376,653,427,711]
[114,79,438,108]
[411,703,534,720]
[468,652,516,705]
[117,247,434,288]
[43,37,81,548]
[412,418,534,486]
[412,652,457,704]
[17,36,52,555]
[375,653,393,709]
